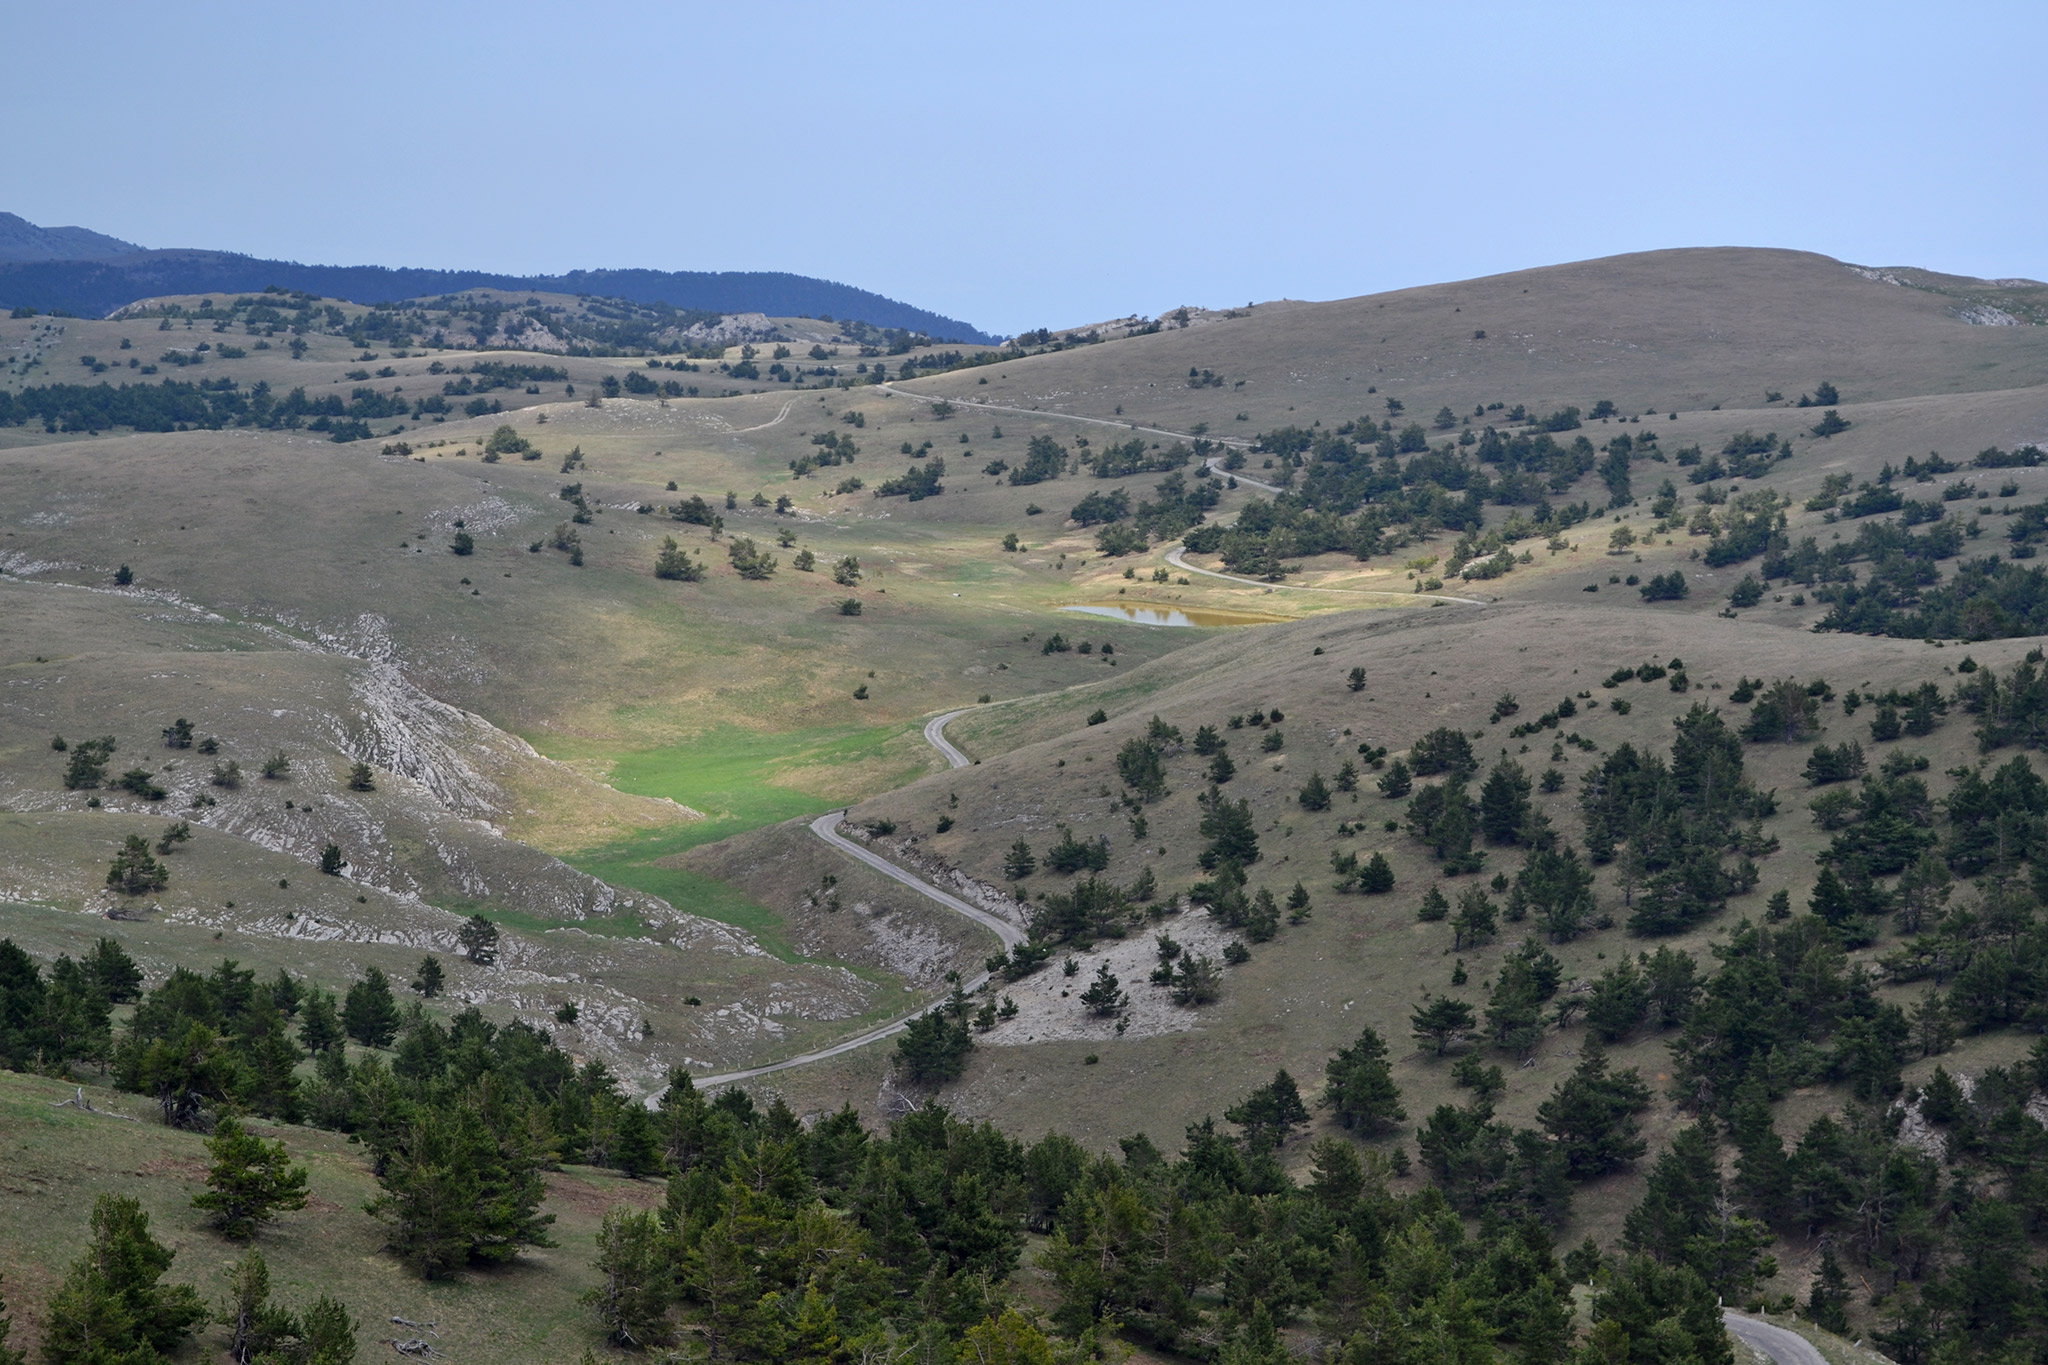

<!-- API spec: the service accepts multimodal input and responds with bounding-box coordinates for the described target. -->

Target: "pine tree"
[1417,884,1450,921]
[411,955,444,997]
[219,1249,298,1364]
[63,735,117,790]
[1411,996,1475,1055]
[1536,1040,1651,1178]
[1225,1070,1311,1152]
[317,842,346,876]
[1002,841,1036,879]
[1297,771,1332,811]
[366,1104,554,1278]
[106,835,170,895]
[341,967,400,1048]
[1221,1300,1290,1365]
[40,1194,207,1364]
[1478,760,1532,844]
[1078,962,1126,1017]
[895,1008,974,1083]
[582,1208,677,1348]
[653,535,703,581]
[609,1103,664,1179]
[297,991,343,1055]
[1809,865,1855,927]
[1358,850,1395,893]
[346,761,376,791]
[1452,886,1498,949]
[1623,1121,1775,1297]
[1728,1080,1794,1224]
[1377,758,1413,798]
[1807,1242,1851,1335]
[86,937,143,1001]
[193,1117,311,1239]
[457,914,500,965]
[1485,959,1545,1057]
[1198,792,1261,869]
[1584,957,1650,1041]
[1170,953,1222,1006]
[1322,1025,1405,1133]
[1286,880,1312,923]
[1590,1257,1733,1365]
[297,1295,358,1364]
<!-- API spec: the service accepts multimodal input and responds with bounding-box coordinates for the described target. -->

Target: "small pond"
[1058,603,1289,628]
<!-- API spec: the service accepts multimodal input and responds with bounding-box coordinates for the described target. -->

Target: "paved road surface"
[684,711,1022,1089]
[922,709,975,767]
[806,808,1024,951]
[1724,1312,1831,1365]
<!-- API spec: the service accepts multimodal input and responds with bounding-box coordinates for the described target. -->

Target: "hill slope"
[904,247,2048,427]
[5,242,2048,1361]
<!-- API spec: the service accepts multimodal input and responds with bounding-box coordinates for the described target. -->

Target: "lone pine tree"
[1078,962,1126,1017]
[192,1117,310,1240]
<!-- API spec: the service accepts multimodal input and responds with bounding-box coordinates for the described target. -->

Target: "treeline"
[15,867,2048,1364]
[0,923,1738,1365]
[0,376,418,440]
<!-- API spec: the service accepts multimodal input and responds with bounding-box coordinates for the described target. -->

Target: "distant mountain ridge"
[0,211,143,262]
[0,213,995,343]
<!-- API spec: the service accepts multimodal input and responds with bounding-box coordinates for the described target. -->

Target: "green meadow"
[534,721,930,956]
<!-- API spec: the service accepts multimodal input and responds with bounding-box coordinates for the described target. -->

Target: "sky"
[6,0,2043,337]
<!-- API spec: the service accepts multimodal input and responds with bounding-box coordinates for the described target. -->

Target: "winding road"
[687,709,1021,1088]
[1723,1313,1831,1365]
[921,708,976,767]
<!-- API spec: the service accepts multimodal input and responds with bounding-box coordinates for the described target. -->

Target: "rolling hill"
[4,243,2047,1363]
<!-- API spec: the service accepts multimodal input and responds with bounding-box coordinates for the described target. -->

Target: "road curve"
[922,709,976,768]
[1164,546,1489,608]
[684,714,1023,1090]
[1723,1313,1830,1365]
[807,810,1024,951]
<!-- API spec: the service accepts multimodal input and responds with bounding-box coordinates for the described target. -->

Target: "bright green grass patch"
[533,722,930,957]
[602,721,922,822]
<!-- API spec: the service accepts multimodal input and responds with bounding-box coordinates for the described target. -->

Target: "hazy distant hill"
[0,211,143,262]
[0,212,995,342]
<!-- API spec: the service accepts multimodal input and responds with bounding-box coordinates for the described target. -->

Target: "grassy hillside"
[898,248,2048,430]
[4,245,2048,1358]
[0,1068,643,1363]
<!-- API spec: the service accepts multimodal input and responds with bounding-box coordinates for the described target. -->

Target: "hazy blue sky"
[7,1,2042,335]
